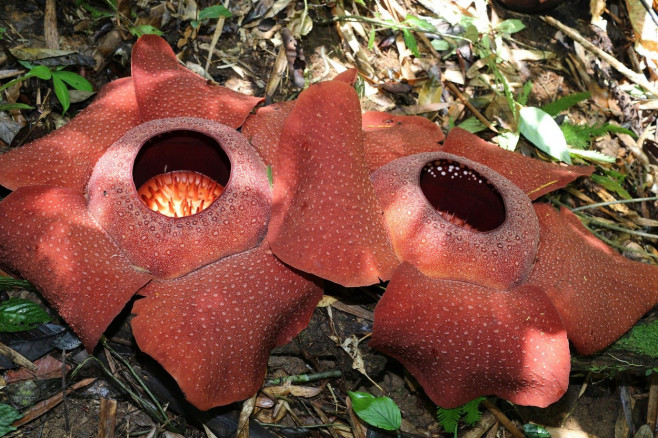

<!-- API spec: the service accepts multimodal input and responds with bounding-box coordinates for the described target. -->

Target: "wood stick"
[542,16,658,98]
[482,399,524,438]
[97,398,117,438]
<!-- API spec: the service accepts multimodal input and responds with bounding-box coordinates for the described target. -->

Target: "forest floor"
[1,0,658,437]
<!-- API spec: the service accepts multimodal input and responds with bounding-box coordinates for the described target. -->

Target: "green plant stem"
[570,197,658,212]
[101,338,169,423]
[577,214,658,240]
[587,228,658,260]
[74,355,168,425]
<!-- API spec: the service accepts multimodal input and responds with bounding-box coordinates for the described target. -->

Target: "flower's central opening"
[420,159,505,232]
[133,130,231,217]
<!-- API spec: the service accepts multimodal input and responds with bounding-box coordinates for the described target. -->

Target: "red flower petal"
[0,186,152,349]
[441,128,594,200]
[371,152,539,290]
[87,118,271,279]
[241,70,358,165]
[528,204,658,354]
[241,100,295,165]
[131,35,262,128]
[362,111,444,172]
[0,77,140,192]
[267,80,398,286]
[131,242,323,410]
[332,68,358,84]
[371,263,570,408]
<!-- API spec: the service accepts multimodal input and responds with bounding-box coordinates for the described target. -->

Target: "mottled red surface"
[372,152,539,290]
[267,80,398,286]
[371,263,570,408]
[131,35,262,127]
[362,111,444,172]
[0,35,320,410]
[529,204,658,354]
[87,118,271,279]
[0,186,152,348]
[131,242,322,410]
[0,78,140,192]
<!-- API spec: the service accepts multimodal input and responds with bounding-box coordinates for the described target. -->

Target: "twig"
[204,0,229,73]
[542,16,658,98]
[647,373,658,432]
[482,399,524,438]
[61,349,70,433]
[12,378,96,427]
[0,341,37,372]
[445,81,499,133]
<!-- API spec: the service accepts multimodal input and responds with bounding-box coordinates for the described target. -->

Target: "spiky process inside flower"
[137,170,223,217]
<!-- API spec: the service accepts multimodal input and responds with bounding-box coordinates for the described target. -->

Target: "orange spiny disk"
[137,170,224,217]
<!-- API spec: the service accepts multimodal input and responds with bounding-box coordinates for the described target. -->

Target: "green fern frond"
[436,406,462,434]
[561,122,635,150]
[462,397,486,425]
[541,92,590,116]
[436,397,486,433]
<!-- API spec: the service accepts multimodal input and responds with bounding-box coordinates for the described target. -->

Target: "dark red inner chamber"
[133,130,231,189]
[419,159,506,232]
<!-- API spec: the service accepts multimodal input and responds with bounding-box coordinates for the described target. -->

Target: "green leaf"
[129,25,163,37]
[496,19,525,34]
[541,92,590,116]
[403,15,436,32]
[402,28,420,57]
[0,403,22,436]
[0,298,51,332]
[199,5,232,20]
[431,39,450,51]
[519,106,571,163]
[266,165,273,187]
[26,65,52,80]
[51,75,70,114]
[463,24,480,44]
[590,173,632,199]
[523,423,551,438]
[457,117,487,133]
[367,28,376,50]
[568,148,615,163]
[348,391,401,431]
[52,71,93,91]
[0,103,34,111]
[495,131,520,151]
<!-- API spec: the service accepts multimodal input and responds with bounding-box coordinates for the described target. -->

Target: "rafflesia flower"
[246,75,658,409]
[369,129,658,408]
[0,35,324,410]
